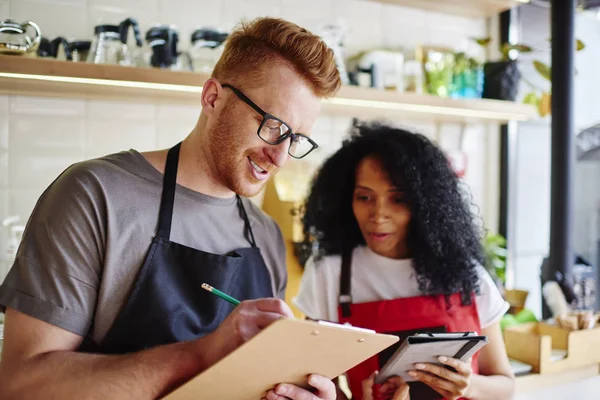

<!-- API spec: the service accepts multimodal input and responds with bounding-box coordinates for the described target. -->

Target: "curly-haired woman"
[293,122,514,400]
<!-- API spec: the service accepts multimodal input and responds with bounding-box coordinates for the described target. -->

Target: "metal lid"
[94,25,119,35]
[191,28,228,44]
[145,25,178,41]
[67,40,91,52]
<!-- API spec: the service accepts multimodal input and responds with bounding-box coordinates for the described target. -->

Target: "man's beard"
[207,105,265,198]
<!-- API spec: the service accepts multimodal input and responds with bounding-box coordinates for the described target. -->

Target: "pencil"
[201,283,241,306]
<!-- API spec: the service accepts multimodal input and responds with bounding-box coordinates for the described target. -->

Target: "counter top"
[515,364,600,397]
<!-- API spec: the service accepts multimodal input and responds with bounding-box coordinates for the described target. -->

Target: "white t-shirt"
[293,246,509,329]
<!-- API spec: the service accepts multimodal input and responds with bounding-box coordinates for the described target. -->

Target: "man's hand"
[200,298,294,364]
[408,357,473,400]
[264,374,336,400]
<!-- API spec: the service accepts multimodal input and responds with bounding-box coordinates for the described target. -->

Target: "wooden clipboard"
[163,319,398,400]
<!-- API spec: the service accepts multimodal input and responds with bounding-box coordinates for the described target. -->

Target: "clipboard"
[163,319,398,400]
[375,332,488,384]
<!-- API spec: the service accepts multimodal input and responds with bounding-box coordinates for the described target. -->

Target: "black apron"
[82,143,274,354]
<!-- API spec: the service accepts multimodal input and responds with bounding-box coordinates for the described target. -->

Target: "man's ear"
[201,78,223,117]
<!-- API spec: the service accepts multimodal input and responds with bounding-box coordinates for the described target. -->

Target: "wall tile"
[279,0,334,32]
[157,121,191,149]
[0,189,9,282]
[0,151,8,189]
[8,189,44,228]
[157,0,223,50]
[427,28,470,52]
[0,1,9,18]
[9,115,85,155]
[9,115,85,190]
[0,107,7,149]
[221,0,282,31]
[332,0,382,56]
[88,0,160,35]
[10,96,85,117]
[86,119,158,159]
[87,100,156,120]
[380,4,428,51]
[11,0,88,40]
[157,103,201,124]
[0,96,7,115]
[9,154,82,190]
[395,120,437,139]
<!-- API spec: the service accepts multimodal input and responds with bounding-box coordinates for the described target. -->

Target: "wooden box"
[504,322,600,374]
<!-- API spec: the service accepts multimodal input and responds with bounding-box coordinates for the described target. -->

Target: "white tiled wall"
[0,0,491,270]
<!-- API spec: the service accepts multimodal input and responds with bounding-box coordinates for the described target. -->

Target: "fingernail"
[308,375,317,385]
[276,385,288,395]
[408,371,418,377]
[415,363,425,369]
[439,356,448,362]
[266,391,277,400]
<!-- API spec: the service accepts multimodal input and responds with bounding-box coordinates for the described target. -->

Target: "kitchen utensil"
[145,25,191,71]
[87,24,122,64]
[50,36,70,60]
[88,18,142,66]
[118,17,143,66]
[37,37,52,57]
[67,41,91,62]
[356,50,405,91]
[190,27,228,73]
[318,23,350,85]
[0,19,41,56]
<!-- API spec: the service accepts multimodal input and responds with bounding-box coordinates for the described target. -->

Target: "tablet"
[163,319,399,400]
[375,332,488,384]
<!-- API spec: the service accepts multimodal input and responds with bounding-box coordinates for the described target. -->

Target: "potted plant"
[482,232,508,288]
[474,37,585,115]
[521,39,585,117]
[472,38,534,101]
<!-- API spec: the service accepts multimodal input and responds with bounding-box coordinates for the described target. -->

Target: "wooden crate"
[504,322,600,374]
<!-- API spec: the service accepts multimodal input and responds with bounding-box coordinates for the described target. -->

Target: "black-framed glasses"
[222,83,318,159]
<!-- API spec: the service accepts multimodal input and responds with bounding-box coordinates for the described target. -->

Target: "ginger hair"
[212,17,341,98]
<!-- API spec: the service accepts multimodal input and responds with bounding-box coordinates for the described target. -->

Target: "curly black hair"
[302,121,484,299]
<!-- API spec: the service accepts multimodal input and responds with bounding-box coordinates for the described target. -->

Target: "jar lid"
[191,28,228,44]
[94,25,119,35]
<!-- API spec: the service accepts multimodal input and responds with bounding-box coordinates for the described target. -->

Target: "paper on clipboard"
[162,319,398,400]
[375,333,488,384]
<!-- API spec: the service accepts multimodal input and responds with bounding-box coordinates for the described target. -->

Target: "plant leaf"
[533,60,551,81]
[538,92,552,117]
[577,39,585,51]
[509,44,533,53]
[473,37,491,46]
[523,92,540,106]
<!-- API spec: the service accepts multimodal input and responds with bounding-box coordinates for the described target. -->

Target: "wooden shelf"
[371,0,529,19]
[0,55,537,123]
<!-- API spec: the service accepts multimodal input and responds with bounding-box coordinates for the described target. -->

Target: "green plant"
[483,233,507,285]
[472,37,534,62]
[473,37,585,116]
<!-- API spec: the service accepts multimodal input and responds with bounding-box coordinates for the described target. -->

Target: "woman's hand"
[362,371,410,400]
[408,356,472,400]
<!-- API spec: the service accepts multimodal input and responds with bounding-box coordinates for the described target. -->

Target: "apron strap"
[157,143,181,240]
[236,195,257,248]
[339,247,353,318]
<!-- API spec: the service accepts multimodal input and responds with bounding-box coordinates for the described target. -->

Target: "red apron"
[337,249,481,400]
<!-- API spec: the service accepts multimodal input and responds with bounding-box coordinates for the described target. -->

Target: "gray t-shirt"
[0,150,287,345]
